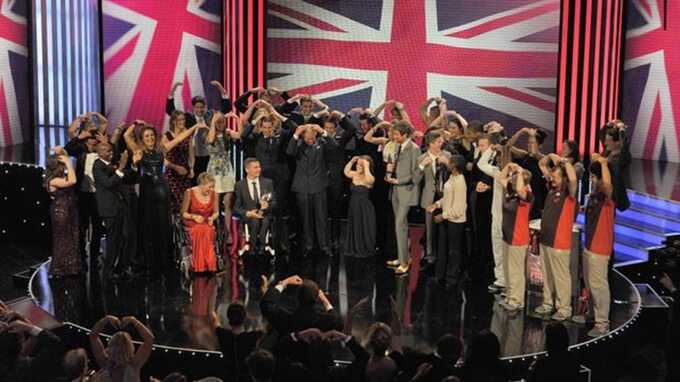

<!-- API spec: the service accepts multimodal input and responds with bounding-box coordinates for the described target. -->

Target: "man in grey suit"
[413,131,451,266]
[386,120,421,275]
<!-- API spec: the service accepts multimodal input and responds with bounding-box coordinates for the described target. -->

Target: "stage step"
[12,262,45,289]
[627,190,680,214]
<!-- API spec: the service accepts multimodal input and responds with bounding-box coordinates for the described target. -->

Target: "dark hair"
[436,334,463,361]
[0,331,23,372]
[244,157,260,168]
[467,120,484,134]
[477,134,493,143]
[449,154,466,174]
[563,140,580,163]
[465,330,500,368]
[227,303,246,327]
[544,322,570,354]
[298,279,319,307]
[534,128,547,145]
[424,131,442,147]
[367,322,393,356]
[246,349,275,382]
[191,96,206,106]
[44,155,66,189]
[324,114,341,127]
[392,120,412,136]
[589,160,603,179]
[162,372,188,382]
[63,349,88,379]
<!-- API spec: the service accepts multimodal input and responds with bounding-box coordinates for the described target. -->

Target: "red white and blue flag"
[0,0,28,147]
[622,0,680,163]
[102,0,222,130]
[266,0,561,142]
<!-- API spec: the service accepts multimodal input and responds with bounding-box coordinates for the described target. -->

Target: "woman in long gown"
[164,110,194,214]
[182,172,219,273]
[45,154,82,277]
[124,121,202,272]
[342,155,376,257]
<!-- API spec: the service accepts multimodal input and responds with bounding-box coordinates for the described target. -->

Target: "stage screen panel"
[622,0,680,163]
[266,0,561,149]
[102,0,223,130]
[0,0,29,148]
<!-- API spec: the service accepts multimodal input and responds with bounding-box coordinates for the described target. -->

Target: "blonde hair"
[107,332,134,369]
[197,172,215,185]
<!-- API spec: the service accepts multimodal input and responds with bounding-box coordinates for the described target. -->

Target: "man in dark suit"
[286,95,328,126]
[92,143,140,280]
[234,157,276,250]
[286,124,338,256]
[166,80,232,179]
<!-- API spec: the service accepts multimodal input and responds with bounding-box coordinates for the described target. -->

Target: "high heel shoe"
[394,263,410,275]
[386,259,400,267]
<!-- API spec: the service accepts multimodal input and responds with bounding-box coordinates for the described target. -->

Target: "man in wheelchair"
[234,158,277,259]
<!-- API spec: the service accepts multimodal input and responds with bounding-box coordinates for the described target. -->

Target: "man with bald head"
[93,142,140,280]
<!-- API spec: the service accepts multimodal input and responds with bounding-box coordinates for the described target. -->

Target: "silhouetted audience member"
[417,334,463,382]
[460,330,509,382]
[246,349,275,382]
[528,322,580,382]
[215,303,262,379]
[161,372,188,382]
[0,319,64,382]
[63,348,91,381]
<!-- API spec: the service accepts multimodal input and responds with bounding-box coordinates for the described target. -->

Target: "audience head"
[96,142,114,162]
[449,154,466,175]
[477,134,492,152]
[467,120,484,141]
[365,356,397,382]
[244,157,262,179]
[549,163,567,190]
[191,96,207,117]
[163,372,188,382]
[298,279,320,307]
[63,348,89,381]
[560,140,580,164]
[436,334,463,362]
[391,121,412,144]
[170,110,186,131]
[544,322,570,354]
[429,103,441,120]
[530,128,547,146]
[300,96,314,116]
[141,125,158,150]
[227,303,246,328]
[366,322,393,356]
[108,331,134,369]
[465,330,501,367]
[424,131,444,151]
[246,349,275,382]
[197,172,216,195]
[390,105,403,121]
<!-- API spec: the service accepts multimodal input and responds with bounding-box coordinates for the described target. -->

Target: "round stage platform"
[29,253,641,361]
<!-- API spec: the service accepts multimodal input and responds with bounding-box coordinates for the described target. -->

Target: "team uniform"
[501,188,534,310]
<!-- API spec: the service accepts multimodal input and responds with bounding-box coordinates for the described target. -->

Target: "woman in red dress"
[181,172,219,273]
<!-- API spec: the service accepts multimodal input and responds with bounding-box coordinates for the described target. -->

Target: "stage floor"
[29,250,641,360]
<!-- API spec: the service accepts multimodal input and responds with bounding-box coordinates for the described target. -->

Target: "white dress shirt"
[246,176,261,201]
[81,152,99,192]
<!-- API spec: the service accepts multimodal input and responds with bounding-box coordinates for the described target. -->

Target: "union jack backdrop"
[266,0,561,148]
[622,0,680,163]
[102,0,222,130]
[0,0,28,147]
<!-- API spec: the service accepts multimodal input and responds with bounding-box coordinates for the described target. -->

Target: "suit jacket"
[286,133,338,195]
[325,117,357,186]
[390,140,421,206]
[233,177,276,218]
[413,150,452,208]
[235,90,297,116]
[93,159,138,218]
[165,96,232,127]
[1,329,63,382]
[241,120,295,170]
[260,287,340,335]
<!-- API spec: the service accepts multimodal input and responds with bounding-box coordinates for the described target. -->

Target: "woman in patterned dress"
[206,112,241,240]
[163,110,195,214]
[44,154,82,277]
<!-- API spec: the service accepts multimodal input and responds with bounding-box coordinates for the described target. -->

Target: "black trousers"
[436,221,465,284]
[122,187,140,269]
[243,215,271,249]
[102,210,127,277]
[327,180,346,245]
[77,191,103,270]
[471,190,493,284]
[193,155,210,182]
[296,191,329,252]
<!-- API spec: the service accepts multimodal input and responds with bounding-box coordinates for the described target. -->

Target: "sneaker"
[571,315,587,324]
[534,305,553,315]
[587,325,609,337]
[551,310,571,322]
[500,300,523,312]
[487,283,505,294]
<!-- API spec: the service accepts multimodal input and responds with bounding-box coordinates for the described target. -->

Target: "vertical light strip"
[239,0,244,108]
[613,0,623,117]
[73,0,81,116]
[600,0,612,153]
[555,0,570,153]
[258,0,264,87]
[589,0,604,155]
[45,0,55,127]
[231,0,236,122]
[35,0,45,126]
[65,0,73,124]
[247,0,253,95]
[608,0,619,119]
[567,1,582,141]
[55,0,63,128]
[81,0,87,113]
[578,0,593,155]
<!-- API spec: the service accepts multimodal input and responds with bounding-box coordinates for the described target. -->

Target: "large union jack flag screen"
[266,0,561,147]
[102,0,223,130]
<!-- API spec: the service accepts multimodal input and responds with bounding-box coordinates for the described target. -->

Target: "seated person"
[182,172,219,273]
[233,158,276,250]
[215,303,262,379]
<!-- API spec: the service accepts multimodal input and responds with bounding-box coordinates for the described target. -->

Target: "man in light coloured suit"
[385,120,421,275]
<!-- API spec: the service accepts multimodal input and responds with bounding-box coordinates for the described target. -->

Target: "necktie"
[252,181,260,202]
[395,144,402,164]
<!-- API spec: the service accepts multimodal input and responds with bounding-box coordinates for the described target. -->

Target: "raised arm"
[515,164,528,200]
[49,156,77,189]
[166,82,183,115]
[372,101,387,118]
[206,112,221,145]
[562,157,578,197]
[344,156,359,179]
[161,124,201,153]
[393,101,411,123]
[123,124,142,152]
[419,97,436,126]
[499,162,513,189]
[593,154,613,198]
[122,316,155,368]
[538,154,552,180]
[92,112,108,132]
[68,114,85,139]
[210,80,232,113]
[89,316,119,369]
[225,112,242,140]
[362,158,375,185]
[364,121,391,145]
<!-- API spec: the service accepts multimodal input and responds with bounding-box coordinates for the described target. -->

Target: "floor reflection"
[31,249,640,357]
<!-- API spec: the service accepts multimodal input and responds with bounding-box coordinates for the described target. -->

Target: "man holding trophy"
[234,158,276,251]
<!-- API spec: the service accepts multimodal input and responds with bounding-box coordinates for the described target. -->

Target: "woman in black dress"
[44,154,82,277]
[342,155,376,257]
[124,122,202,272]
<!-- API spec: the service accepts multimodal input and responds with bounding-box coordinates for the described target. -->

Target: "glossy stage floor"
[29,244,641,361]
